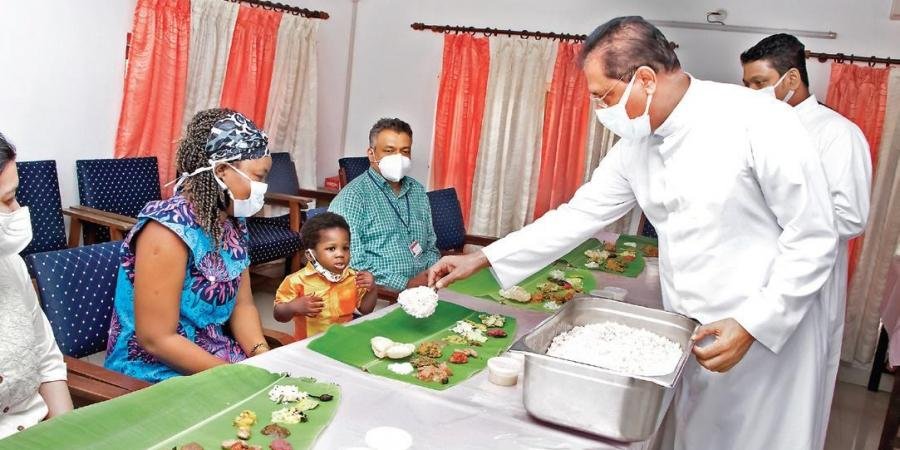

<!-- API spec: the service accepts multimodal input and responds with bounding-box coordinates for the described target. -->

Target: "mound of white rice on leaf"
[397,286,439,318]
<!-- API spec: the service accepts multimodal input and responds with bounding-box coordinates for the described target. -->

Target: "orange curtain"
[826,63,890,283]
[532,42,591,220]
[219,5,282,127]
[430,34,490,225]
[114,0,191,194]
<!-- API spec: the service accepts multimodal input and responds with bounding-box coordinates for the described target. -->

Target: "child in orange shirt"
[274,212,378,339]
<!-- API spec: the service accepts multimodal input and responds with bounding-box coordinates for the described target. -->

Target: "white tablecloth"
[244,232,662,449]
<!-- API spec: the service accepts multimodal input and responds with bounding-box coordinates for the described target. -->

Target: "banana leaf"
[567,238,646,278]
[308,301,516,390]
[0,365,340,450]
[616,234,659,253]
[485,268,598,312]
[446,238,602,303]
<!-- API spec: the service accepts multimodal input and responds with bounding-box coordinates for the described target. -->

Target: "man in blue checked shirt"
[328,118,440,292]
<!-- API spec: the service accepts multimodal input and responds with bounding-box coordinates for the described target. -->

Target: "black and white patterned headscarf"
[169,112,270,192]
[204,112,269,161]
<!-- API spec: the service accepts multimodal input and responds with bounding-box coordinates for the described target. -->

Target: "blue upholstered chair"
[76,157,161,243]
[426,188,495,255]
[27,241,150,403]
[639,213,659,239]
[15,160,67,256]
[28,242,123,359]
[338,156,371,187]
[303,207,328,221]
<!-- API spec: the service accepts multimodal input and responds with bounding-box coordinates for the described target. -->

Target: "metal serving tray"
[510,296,699,442]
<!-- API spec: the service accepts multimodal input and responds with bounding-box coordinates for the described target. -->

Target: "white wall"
[0,0,354,209]
[0,0,134,209]
[343,0,900,185]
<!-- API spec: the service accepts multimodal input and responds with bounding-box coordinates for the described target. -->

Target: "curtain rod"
[649,19,835,40]
[411,22,679,48]
[411,22,585,41]
[805,51,898,66]
[225,0,329,19]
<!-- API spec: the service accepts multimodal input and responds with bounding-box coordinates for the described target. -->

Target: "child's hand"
[356,271,375,290]
[294,295,325,317]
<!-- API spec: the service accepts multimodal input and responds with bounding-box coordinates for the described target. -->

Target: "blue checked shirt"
[328,168,440,291]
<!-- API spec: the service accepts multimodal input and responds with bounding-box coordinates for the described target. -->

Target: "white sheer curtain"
[182,0,238,130]
[582,119,639,234]
[265,15,318,189]
[469,37,556,237]
[844,67,900,366]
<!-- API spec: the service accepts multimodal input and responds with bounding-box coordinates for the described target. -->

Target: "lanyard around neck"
[367,171,411,231]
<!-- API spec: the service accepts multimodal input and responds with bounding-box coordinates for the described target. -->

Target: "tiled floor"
[826,381,890,450]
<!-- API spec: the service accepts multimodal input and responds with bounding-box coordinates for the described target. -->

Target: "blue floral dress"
[104,195,250,383]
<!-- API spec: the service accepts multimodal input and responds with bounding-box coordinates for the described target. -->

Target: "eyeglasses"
[590,70,635,109]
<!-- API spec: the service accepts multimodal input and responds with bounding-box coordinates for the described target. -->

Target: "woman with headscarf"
[0,132,73,437]
[104,109,273,383]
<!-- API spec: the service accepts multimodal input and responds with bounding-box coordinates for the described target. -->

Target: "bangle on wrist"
[250,342,269,356]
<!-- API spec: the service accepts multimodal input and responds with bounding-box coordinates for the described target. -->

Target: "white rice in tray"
[546,321,683,377]
[397,286,439,318]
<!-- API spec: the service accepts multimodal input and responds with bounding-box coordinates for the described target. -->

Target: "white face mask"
[594,71,654,140]
[213,163,268,218]
[375,153,412,183]
[759,71,795,103]
[306,249,349,283]
[0,206,33,256]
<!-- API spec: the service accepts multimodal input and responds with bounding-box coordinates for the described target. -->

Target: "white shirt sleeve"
[483,142,637,288]
[27,281,67,384]
[732,109,838,353]
[818,122,872,240]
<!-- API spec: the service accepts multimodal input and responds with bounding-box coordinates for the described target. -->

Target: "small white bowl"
[488,356,523,386]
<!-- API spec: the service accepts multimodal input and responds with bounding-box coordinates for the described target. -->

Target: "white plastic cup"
[488,356,524,386]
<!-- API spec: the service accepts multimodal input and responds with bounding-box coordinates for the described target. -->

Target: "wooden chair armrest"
[68,206,138,226]
[297,188,338,203]
[264,193,314,234]
[378,287,399,304]
[263,327,297,348]
[64,355,151,392]
[63,207,136,231]
[67,372,132,406]
[464,234,497,247]
[264,192,314,206]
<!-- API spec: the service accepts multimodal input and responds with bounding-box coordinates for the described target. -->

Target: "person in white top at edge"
[428,16,838,450]
[741,33,872,450]
[0,132,73,439]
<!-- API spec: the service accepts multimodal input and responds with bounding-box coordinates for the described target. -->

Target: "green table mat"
[447,238,602,303]
[616,234,659,251]
[0,365,340,450]
[567,237,646,278]
[308,301,516,390]
[485,268,598,312]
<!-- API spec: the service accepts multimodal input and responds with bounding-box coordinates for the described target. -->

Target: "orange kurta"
[275,263,367,338]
